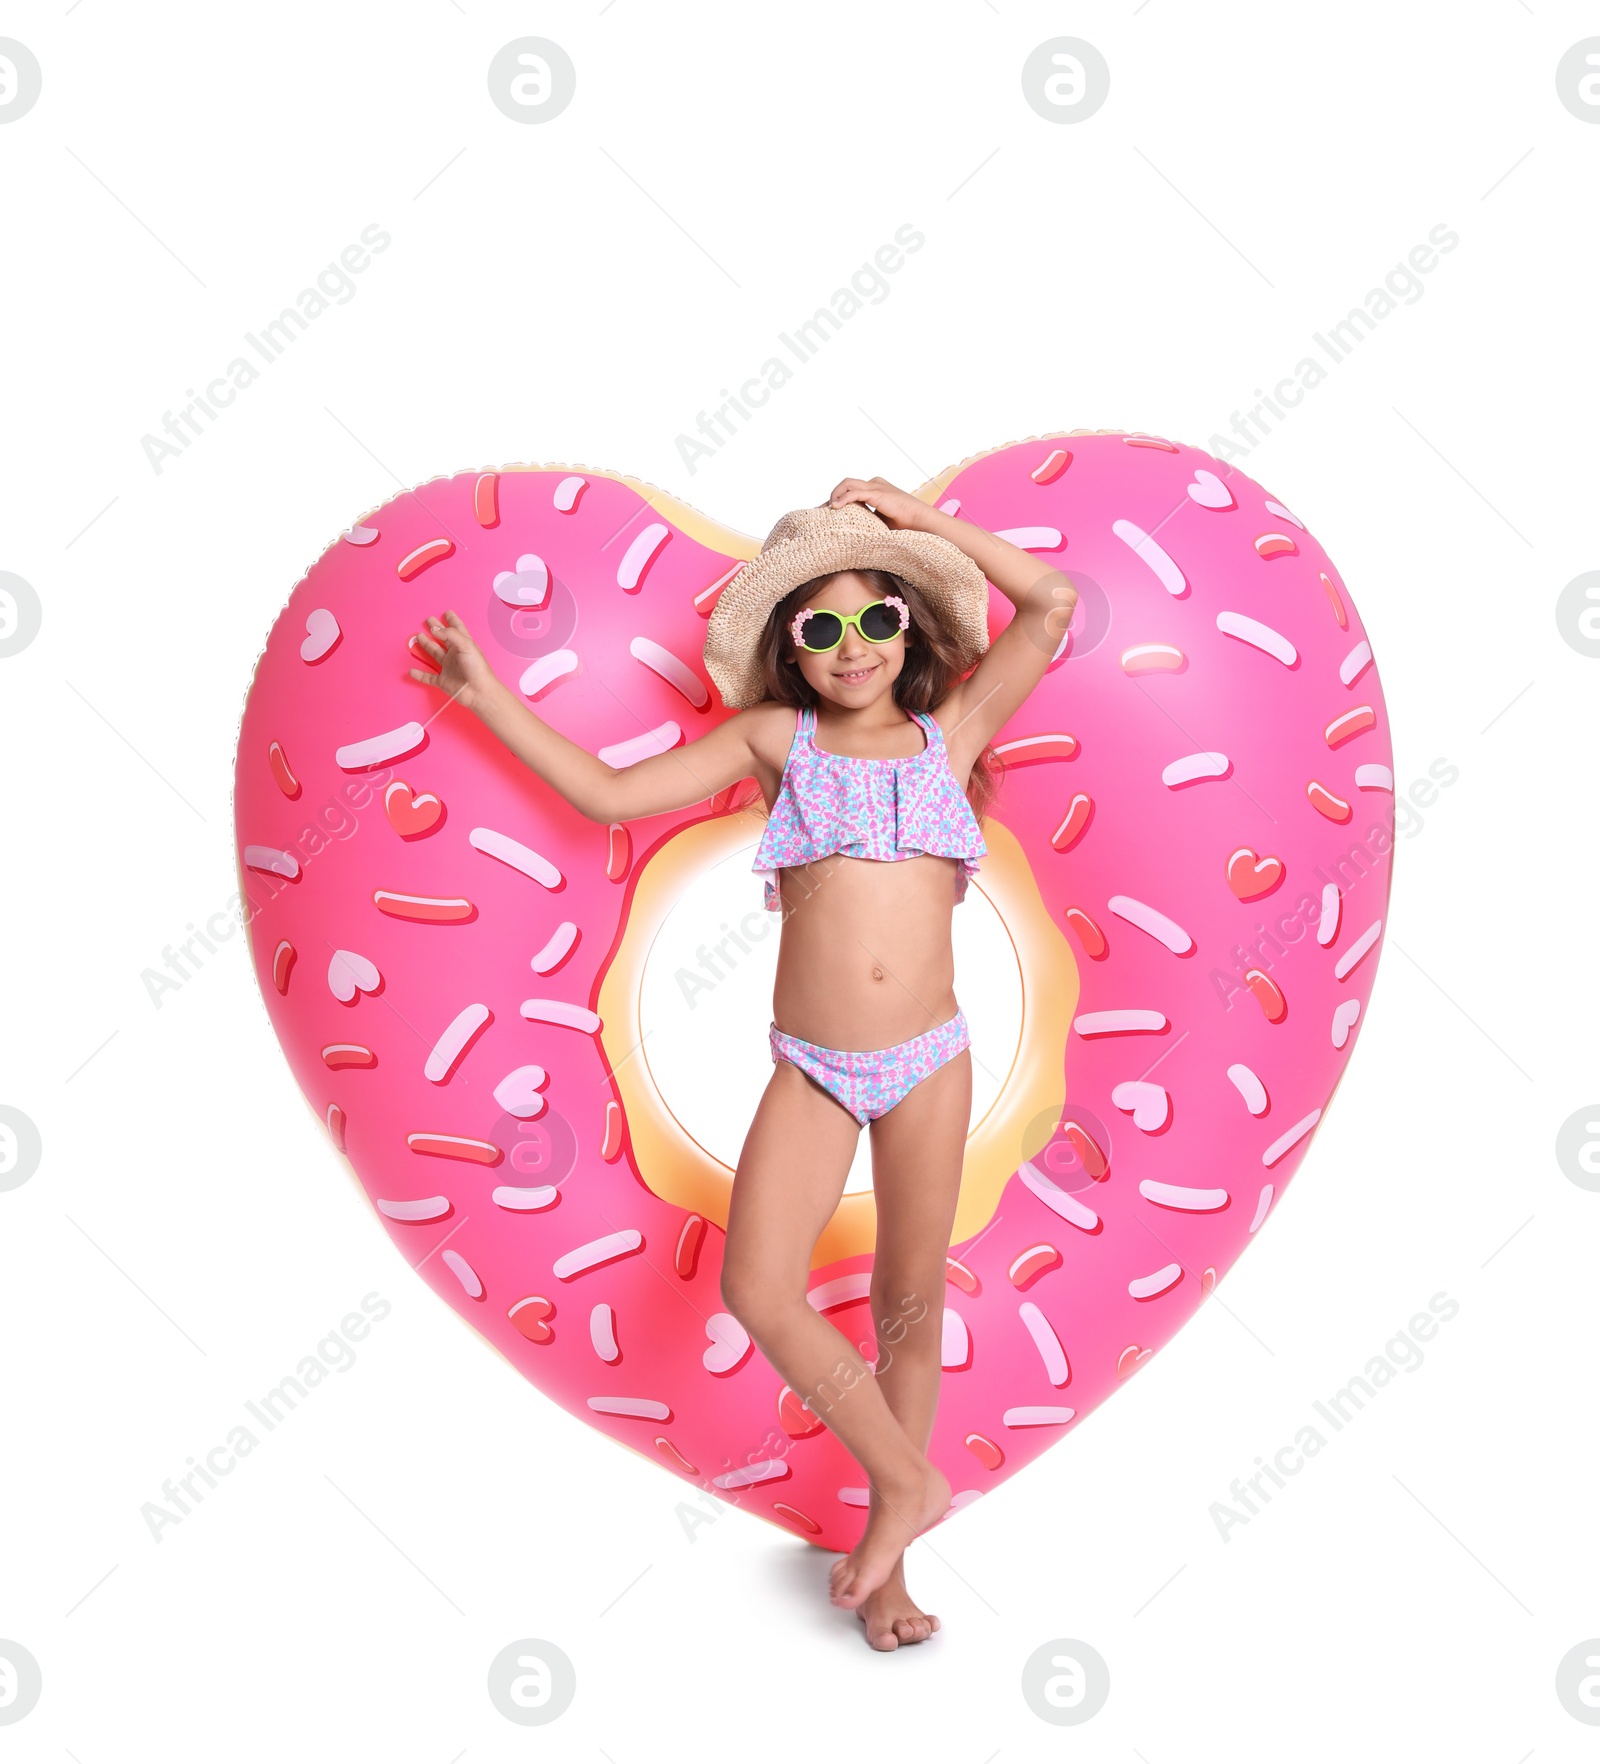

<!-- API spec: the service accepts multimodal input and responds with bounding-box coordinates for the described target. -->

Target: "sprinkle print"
[231,435,1393,1560]
[770,1009,972,1125]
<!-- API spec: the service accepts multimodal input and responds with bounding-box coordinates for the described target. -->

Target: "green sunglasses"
[790,594,911,653]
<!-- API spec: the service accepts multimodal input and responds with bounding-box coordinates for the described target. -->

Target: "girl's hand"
[407,611,499,714]
[827,476,930,533]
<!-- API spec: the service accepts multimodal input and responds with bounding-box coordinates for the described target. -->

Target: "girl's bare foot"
[856,1559,940,1650]
[829,1460,952,1611]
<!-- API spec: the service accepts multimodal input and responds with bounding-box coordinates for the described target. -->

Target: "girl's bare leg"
[720,1062,950,1611]
[842,1043,971,1646]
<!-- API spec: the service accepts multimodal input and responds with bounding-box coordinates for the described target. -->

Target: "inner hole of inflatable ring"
[637,841,1024,1193]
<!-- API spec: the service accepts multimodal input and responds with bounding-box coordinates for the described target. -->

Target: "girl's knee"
[723,1265,817,1338]
[720,1269,780,1331]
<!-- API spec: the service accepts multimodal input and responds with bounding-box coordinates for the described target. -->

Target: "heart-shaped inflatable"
[233,432,1392,1550]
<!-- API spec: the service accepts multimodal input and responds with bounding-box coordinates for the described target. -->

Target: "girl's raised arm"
[409,610,763,823]
[827,477,1075,756]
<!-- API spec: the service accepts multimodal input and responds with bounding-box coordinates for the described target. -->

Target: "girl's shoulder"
[737,698,805,773]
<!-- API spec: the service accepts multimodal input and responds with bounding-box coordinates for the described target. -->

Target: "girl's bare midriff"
[768,853,961,1051]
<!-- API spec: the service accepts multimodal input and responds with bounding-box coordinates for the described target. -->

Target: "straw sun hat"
[702,501,992,710]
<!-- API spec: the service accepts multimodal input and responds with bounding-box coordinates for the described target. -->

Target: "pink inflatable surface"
[233,433,1393,1550]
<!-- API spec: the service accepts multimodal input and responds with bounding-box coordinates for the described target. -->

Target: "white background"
[3,1,1598,1754]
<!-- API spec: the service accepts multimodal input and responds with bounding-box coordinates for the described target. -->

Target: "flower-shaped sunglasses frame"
[789,594,910,653]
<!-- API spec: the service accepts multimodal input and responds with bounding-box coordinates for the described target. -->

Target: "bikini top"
[751,703,987,912]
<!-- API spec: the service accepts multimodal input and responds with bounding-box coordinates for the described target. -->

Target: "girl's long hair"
[752,567,1003,824]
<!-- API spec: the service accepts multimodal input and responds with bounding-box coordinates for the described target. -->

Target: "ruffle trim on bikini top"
[751,705,986,911]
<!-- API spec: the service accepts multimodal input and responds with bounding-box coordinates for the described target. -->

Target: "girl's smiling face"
[788,570,909,706]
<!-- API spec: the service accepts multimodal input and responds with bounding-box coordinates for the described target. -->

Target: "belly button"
[871,966,884,981]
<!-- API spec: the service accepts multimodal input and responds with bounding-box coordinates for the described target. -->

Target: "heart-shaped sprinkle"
[493,1065,549,1118]
[300,608,341,662]
[1226,846,1285,900]
[327,949,380,1003]
[384,779,444,838]
[1186,469,1235,510]
[508,1295,554,1344]
[1111,1081,1171,1133]
[703,1312,752,1375]
[492,553,551,607]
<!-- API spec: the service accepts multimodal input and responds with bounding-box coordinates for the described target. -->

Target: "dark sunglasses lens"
[800,611,843,649]
[860,601,902,641]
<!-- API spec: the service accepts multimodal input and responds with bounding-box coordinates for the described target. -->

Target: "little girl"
[408,476,1072,1650]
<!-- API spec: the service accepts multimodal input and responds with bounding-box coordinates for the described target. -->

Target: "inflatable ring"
[232,432,1393,1550]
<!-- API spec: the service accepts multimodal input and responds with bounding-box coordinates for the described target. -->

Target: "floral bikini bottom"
[768,1008,971,1127]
